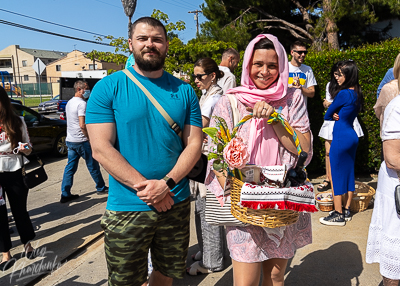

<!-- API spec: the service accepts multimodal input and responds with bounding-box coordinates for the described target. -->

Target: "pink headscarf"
[226,34,289,166]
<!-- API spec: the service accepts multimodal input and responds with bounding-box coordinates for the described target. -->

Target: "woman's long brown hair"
[0,86,23,149]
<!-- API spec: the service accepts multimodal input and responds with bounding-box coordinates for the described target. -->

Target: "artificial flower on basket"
[203,115,252,180]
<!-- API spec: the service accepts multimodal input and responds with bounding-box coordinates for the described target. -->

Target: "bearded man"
[86,17,202,286]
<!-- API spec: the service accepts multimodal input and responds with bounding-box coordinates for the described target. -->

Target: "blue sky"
[0,0,206,54]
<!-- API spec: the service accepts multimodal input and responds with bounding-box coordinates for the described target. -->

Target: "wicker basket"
[230,177,300,228]
[315,191,334,212]
[342,181,376,213]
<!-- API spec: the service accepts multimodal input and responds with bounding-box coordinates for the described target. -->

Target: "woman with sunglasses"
[0,86,36,272]
[317,62,364,192]
[188,57,226,275]
[320,60,363,226]
[205,35,313,286]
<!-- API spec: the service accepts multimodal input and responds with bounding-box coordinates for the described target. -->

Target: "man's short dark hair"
[290,40,307,51]
[128,17,167,39]
[222,48,240,60]
[74,80,88,92]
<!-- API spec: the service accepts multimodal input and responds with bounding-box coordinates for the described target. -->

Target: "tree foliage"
[200,0,400,50]
[87,9,238,90]
[86,9,186,70]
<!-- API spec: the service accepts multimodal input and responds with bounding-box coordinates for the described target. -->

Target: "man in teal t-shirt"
[86,17,202,286]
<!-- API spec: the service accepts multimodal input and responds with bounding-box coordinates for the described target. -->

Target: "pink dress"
[205,88,313,262]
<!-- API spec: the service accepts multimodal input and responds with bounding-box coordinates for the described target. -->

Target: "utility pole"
[188,10,202,37]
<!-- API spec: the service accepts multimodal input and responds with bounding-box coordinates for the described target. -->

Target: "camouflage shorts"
[100,198,190,286]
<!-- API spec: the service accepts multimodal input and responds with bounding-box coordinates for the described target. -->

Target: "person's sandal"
[186,261,213,276]
[317,180,331,192]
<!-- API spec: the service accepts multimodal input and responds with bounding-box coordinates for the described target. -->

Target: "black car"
[10,98,22,105]
[11,103,67,156]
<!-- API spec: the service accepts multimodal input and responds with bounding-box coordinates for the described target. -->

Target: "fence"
[2,75,61,98]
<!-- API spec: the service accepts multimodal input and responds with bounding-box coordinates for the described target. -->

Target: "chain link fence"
[1,75,61,107]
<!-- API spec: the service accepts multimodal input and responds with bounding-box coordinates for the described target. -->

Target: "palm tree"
[121,0,137,25]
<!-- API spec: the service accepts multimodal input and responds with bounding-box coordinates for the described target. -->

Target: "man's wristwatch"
[163,176,176,190]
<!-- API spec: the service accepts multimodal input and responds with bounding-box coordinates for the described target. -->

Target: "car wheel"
[54,133,67,156]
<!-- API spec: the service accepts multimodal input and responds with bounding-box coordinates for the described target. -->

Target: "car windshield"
[12,104,39,123]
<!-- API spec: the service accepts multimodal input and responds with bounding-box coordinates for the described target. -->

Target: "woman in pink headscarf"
[204,35,313,285]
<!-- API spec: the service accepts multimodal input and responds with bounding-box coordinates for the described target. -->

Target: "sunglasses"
[293,50,308,55]
[191,73,210,81]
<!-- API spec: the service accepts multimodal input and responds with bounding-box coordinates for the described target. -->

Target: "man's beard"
[133,47,166,72]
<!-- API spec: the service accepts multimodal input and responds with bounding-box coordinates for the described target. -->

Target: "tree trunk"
[323,0,339,50]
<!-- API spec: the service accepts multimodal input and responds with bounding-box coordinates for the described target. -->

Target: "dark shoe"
[317,180,331,192]
[96,186,109,195]
[344,208,352,222]
[0,258,15,271]
[319,210,345,226]
[60,194,80,203]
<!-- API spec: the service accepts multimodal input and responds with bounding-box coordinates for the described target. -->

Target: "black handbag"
[395,185,400,216]
[187,153,208,183]
[21,155,48,189]
[122,69,207,183]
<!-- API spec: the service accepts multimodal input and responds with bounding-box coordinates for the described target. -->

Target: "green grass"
[22,96,52,107]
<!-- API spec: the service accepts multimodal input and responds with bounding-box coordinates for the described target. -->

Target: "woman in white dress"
[317,62,364,193]
[366,75,400,286]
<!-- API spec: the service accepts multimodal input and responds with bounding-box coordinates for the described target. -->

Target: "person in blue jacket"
[320,60,363,226]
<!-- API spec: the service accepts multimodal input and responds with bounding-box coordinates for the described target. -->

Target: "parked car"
[10,97,22,104]
[38,95,59,114]
[12,103,67,156]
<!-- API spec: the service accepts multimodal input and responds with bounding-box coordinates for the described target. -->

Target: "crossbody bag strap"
[20,154,44,175]
[122,69,182,139]
[226,93,240,126]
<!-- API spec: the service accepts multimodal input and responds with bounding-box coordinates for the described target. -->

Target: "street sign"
[32,58,46,75]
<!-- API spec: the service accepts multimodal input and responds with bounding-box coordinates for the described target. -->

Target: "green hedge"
[305,38,400,174]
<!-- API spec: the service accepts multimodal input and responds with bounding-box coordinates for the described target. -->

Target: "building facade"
[0,45,67,85]
[46,50,124,83]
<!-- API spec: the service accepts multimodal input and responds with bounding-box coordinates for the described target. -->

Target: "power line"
[173,0,200,10]
[0,8,108,38]
[92,0,122,9]
[157,0,197,11]
[0,20,111,47]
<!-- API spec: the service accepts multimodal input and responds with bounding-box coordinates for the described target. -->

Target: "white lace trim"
[367,224,400,279]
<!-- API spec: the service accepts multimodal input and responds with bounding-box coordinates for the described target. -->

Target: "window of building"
[56,65,61,71]
[0,59,12,68]
[22,60,27,67]
[24,75,29,81]
[89,64,97,70]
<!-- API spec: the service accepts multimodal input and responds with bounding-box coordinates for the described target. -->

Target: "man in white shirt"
[217,48,240,94]
[60,80,107,203]
[288,41,317,103]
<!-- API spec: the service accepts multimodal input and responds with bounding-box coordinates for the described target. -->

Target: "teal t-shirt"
[86,67,202,211]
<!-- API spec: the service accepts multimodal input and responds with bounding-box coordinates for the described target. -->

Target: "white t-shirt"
[288,62,317,103]
[326,82,333,102]
[200,84,223,118]
[217,66,236,94]
[382,94,400,141]
[0,117,30,172]
[66,97,88,142]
